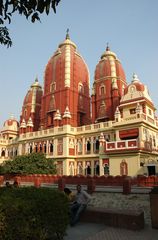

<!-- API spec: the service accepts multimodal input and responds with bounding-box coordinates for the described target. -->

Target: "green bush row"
[0,153,57,175]
[0,187,69,240]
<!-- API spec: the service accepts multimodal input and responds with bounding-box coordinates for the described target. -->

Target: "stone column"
[138,126,143,148]
[53,138,58,157]
[115,130,120,141]
[82,137,85,155]
[46,140,49,155]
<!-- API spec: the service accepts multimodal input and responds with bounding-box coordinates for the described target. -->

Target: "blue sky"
[0,0,158,127]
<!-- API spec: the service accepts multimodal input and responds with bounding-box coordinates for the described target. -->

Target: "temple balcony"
[105,139,138,154]
[104,139,158,155]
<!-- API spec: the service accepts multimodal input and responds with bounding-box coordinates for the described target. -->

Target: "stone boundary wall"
[1,174,158,188]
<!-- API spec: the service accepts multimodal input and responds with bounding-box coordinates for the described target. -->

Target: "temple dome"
[23,78,42,107]
[44,31,90,93]
[41,31,91,128]
[20,78,43,132]
[121,73,153,104]
[94,46,126,82]
[3,115,19,132]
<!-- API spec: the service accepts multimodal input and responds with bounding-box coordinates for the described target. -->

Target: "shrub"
[0,187,69,240]
[0,153,57,175]
[150,186,158,194]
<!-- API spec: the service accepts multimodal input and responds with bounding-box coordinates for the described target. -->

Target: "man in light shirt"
[70,184,91,226]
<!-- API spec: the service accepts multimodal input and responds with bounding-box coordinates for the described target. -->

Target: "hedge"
[0,187,69,240]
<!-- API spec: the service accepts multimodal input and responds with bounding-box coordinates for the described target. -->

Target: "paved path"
[64,188,158,240]
[64,223,105,240]
[64,223,158,240]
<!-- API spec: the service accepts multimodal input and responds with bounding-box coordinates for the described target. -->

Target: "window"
[120,160,128,176]
[1,150,5,157]
[130,85,135,93]
[101,86,105,95]
[35,145,38,153]
[104,164,109,175]
[40,144,42,152]
[130,108,136,114]
[50,82,56,93]
[69,162,74,175]
[94,139,99,153]
[94,161,100,175]
[50,143,53,153]
[96,139,100,150]
[78,140,82,153]
[86,141,91,152]
[99,85,105,95]
[78,83,84,93]
[85,162,91,175]
[77,162,83,175]
[148,109,152,115]
[44,144,47,153]
[30,145,32,153]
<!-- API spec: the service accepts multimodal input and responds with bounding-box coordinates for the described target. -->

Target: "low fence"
[1,174,158,188]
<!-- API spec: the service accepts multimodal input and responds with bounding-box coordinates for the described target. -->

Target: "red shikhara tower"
[92,45,127,123]
[19,34,127,132]
[40,31,91,129]
[19,78,43,133]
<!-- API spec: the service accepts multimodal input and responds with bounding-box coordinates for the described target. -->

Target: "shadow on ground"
[64,222,105,240]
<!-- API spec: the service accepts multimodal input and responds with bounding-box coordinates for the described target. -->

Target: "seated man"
[64,187,76,203]
[70,184,91,226]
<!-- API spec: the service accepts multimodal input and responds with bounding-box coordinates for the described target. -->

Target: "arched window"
[40,144,42,152]
[100,84,105,95]
[15,149,17,156]
[50,82,56,93]
[87,166,91,175]
[69,162,74,176]
[94,161,100,175]
[77,162,83,175]
[35,145,38,153]
[30,145,32,153]
[44,144,47,153]
[78,83,84,94]
[78,140,82,153]
[1,150,5,157]
[101,86,104,95]
[93,138,100,153]
[86,140,91,152]
[104,164,109,175]
[96,139,99,151]
[85,162,91,175]
[120,160,128,176]
[50,143,53,153]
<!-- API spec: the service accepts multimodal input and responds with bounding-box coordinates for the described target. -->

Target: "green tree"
[0,152,57,174]
[0,0,61,47]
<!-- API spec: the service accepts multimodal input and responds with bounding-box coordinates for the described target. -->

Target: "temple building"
[0,32,158,176]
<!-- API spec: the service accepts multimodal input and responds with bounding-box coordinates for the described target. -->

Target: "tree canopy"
[0,0,61,47]
[0,152,57,174]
